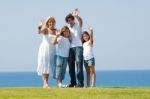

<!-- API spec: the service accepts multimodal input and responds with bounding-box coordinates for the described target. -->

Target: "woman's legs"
[89,66,96,87]
[42,74,50,88]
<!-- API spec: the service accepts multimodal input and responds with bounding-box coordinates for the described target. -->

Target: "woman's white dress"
[37,34,56,76]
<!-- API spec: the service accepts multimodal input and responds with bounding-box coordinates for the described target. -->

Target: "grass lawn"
[0,87,150,99]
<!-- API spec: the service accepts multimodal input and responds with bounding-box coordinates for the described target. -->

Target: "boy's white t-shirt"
[56,36,70,57]
[83,41,94,60]
[68,22,82,47]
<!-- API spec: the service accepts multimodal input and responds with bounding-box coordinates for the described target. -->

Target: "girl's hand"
[56,29,61,37]
[89,26,93,31]
[72,8,79,17]
[88,26,93,36]
[38,19,43,27]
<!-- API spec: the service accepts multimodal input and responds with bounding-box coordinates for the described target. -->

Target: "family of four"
[37,9,96,88]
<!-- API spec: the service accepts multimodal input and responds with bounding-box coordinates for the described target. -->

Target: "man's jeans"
[68,46,84,86]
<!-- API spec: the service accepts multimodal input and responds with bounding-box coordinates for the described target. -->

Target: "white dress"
[37,34,56,76]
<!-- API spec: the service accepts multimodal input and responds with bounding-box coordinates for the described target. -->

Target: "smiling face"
[65,14,75,27]
[82,32,90,43]
[46,18,56,29]
[61,26,71,38]
[67,18,75,27]
[63,29,70,38]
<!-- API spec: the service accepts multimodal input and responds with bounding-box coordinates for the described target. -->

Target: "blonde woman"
[37,16,57,88]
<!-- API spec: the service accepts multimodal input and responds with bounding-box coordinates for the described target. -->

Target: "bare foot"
[46,86,51,89]
[43,86,51,89]
[43,84,50,89]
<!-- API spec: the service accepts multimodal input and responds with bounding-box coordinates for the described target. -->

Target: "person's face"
[67,18,74,27]
[47,19,55,29]
[63,29,70,38]
[83,33,90,42]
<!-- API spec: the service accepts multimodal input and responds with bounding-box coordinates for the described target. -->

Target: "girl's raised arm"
[89,26,94,47]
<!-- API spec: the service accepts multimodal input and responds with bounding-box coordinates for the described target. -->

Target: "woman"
[37,16,57,88]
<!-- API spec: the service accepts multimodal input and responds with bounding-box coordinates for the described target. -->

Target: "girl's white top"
[83,41,94,60]
[56,36,70,57]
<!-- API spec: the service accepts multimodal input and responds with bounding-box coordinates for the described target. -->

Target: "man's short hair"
[65,13,75,23]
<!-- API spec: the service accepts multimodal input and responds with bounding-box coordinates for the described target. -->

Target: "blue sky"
[0,0,150,72]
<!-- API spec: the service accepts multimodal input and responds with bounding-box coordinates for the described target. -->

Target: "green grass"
[0,87,150,99]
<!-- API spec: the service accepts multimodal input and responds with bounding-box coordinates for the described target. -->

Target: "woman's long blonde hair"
[45,16,56,27]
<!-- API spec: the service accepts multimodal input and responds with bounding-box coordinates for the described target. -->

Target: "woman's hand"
[38,19,46,34]
[38,19,44,27]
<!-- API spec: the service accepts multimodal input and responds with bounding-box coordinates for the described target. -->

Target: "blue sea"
[0,70,150,87]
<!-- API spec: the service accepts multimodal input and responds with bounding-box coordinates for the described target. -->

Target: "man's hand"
[72,8,79,17]
[72,8,83,27]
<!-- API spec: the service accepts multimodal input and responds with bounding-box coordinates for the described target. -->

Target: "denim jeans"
[54,55,68,80]
[68,46,84,86]
[84,58,95,68]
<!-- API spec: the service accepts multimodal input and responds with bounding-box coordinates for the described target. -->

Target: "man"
[66,8,84,87]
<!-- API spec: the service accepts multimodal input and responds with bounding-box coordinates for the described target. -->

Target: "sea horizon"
[1,69,150,73]
[0,70,150,87]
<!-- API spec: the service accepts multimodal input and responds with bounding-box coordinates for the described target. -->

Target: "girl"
[53,26,71,88]
[37,16,56,88]
[82,26,96,87]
